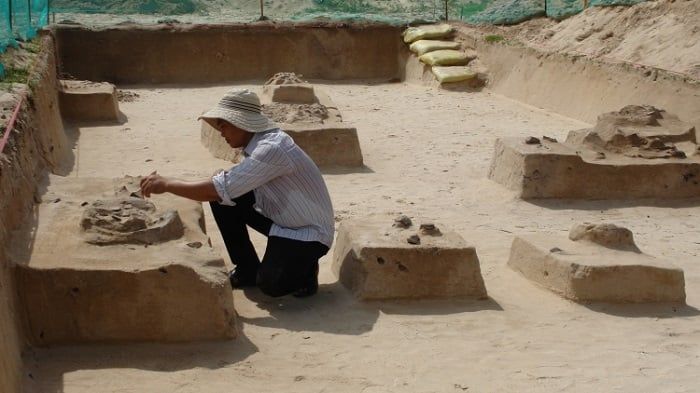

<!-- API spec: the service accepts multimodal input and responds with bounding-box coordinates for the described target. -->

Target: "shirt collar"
[243,128,280,156]
[243,130,266,157]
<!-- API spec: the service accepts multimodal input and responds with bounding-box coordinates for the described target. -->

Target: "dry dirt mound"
[580,105,697,159]
[500,0,700,79]
[262,102,329,124]
[264,72,307,85]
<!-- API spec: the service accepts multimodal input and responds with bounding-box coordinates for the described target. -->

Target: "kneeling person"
[140,89,334,297]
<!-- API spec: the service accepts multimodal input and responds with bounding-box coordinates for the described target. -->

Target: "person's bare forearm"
[163,178,220,202]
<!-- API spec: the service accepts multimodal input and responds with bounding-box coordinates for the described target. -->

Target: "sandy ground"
[22,82,700,392]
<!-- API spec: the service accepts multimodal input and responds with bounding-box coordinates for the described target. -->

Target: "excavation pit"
[201,73,364,168]
[1,16,699,393]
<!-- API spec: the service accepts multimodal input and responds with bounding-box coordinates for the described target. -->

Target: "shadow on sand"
[240,281,502,335]
[23,317,258,393]
[583,302,700,318]
[525,197,700,211]
[23,283,501,392]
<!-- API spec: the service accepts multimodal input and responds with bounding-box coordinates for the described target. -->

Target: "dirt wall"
[0,34,68,393]
[53,23,405,84]
[458,31,700,128]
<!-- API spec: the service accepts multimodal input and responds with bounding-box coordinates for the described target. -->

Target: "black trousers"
[209,191,329,297]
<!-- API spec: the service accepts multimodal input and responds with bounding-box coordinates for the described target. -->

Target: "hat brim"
[198,107,277,134]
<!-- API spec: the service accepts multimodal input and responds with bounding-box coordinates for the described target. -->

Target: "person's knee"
[256,267,288,298]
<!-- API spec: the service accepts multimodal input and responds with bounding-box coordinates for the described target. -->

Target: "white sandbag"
[431,66,477,84]
[419,50,474,66]
[409,40,460,56]
[403,24,454,43]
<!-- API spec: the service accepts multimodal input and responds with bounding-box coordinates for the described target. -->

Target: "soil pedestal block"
[13,176,236,345]
[332,218,487,300]
[262,83,318,104]
[489,106,700,199]
[201,88,363,168]
[59,80,120,122]
[488,137,700,199]
[507,224,685,303]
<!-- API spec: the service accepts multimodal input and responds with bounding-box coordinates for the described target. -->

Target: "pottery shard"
[393,215,413,228]
[81,198,184,245]
[419,223,442,236]
[569,223,638,251]
[406,234,421,245]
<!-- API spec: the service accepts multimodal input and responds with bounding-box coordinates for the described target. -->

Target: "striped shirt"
[212,129,335,247]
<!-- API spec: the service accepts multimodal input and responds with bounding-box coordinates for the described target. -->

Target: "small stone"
[53,198,61,203]
[419,223,442,236]
[525,136,540,145]
[187,241,203,249]
[671,150,687,159]
[407,234,421,245]
[80,201,88,207]
[393,215,413,229]
[569,223,638,251]
[550,247,563,253]
[145,159,153,162]
[595,152,606,160]
[542,136,558,143]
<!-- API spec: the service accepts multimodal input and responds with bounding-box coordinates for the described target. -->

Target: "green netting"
[52,0,197,15]
[10,0,652,33]
[1,0,48,52]
[46,1,555,25]
[546,0,584,20]
[290,0,438,24]
[467,0,544,25]
[589,0,647,5]
[32,0,49,27]
[0,1,13,52]
[11,0,36,40]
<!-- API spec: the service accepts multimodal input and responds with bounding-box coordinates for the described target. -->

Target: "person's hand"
[140,171,169,198]
[212,168,224,177]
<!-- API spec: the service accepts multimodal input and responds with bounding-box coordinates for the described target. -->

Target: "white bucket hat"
[198,89,277,133]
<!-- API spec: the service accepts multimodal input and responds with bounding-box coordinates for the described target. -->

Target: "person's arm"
[140,172,220,202]
[211,143,293,206]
